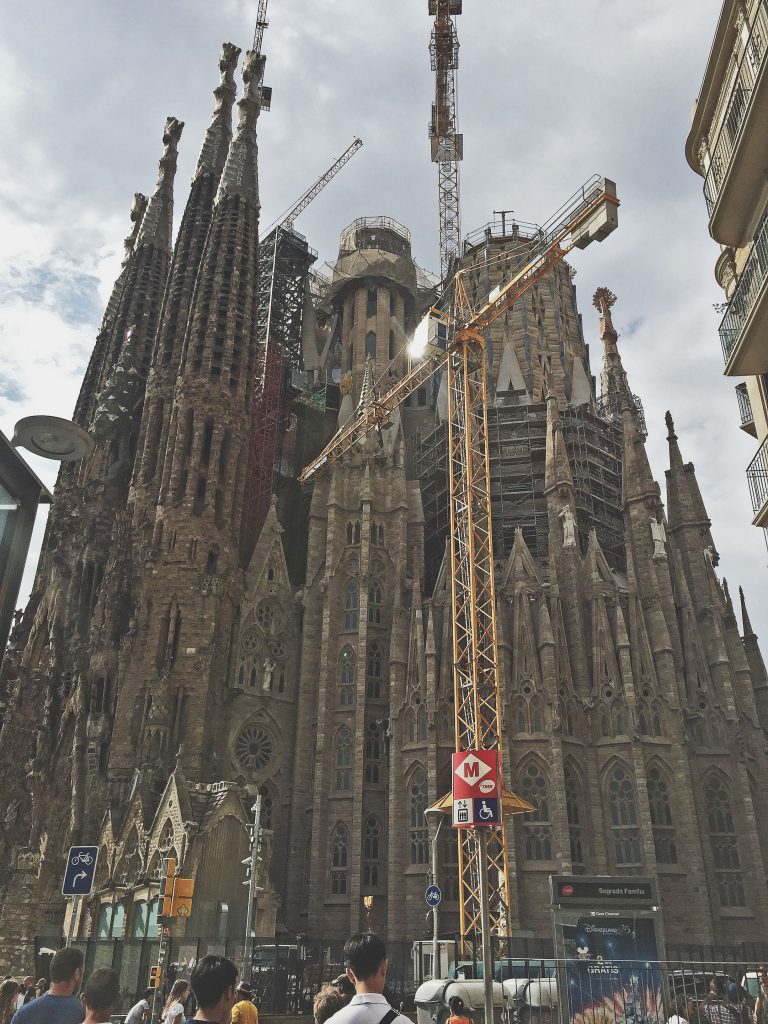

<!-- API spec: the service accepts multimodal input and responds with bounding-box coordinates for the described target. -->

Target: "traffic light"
[148,966,161,989]
[170,876,195,918]
[160,857,176,916]
[242,827,264,887]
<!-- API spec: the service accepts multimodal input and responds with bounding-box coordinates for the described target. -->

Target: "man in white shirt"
[328,934,411,1024]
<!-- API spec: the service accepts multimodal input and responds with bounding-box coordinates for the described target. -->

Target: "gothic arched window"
[646,764,677,864]
[438,703,454,743]
[564,763,586,869]
[367,288,377,318]
[366,643,383,699]
[519,760,552,861]
[368,581,383,624]
[344,581,360,631]
[330,823,349,895]
[346,521,361,546]
[339,646,356,706]
[335,727,353,791]
[366,331,377,358]
[409,767,429,865]
[365,723,382,784]
[416,703,428,742]
[607,763,642,873]
[389,330,396,360]
[363,816,381,887]
[704,774,745,907]
[514,692,544,734]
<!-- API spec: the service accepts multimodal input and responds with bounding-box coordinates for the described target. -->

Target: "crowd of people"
[0,932,409,1024]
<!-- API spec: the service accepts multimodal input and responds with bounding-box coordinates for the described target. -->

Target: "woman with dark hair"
[161,979,190,1024]
[0,981,21,1024]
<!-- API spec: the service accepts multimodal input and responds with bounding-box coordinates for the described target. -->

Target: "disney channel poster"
[561,916,664,1024]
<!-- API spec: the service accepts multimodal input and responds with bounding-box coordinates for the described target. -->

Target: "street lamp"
[424,805,444,980]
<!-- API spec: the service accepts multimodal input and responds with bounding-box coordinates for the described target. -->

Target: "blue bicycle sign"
[425,884,442,907]
[63,846,99,896]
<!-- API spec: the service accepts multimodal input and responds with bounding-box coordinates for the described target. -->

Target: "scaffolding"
[415,397,626,591]
[240,226,317,566]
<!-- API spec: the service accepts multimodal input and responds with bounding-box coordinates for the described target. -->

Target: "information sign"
[452,751,500,826]
[425,884,442,907]
[62,846,99,896]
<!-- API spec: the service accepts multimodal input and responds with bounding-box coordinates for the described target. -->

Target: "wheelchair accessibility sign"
[452,797,499,828]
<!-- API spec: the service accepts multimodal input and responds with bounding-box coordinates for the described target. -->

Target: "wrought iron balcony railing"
[719,211,768,363]
[736,381,754,425]
[747,434,768,516]
[703,0,768,215]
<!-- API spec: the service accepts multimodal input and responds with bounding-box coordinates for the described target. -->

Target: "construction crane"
[429,0,463,281]
[300,174,619,939]
[240,139,364,564]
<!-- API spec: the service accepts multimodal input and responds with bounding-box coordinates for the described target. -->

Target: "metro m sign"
[452,750,500,800]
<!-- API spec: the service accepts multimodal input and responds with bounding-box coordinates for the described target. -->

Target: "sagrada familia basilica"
[0,32,767,972]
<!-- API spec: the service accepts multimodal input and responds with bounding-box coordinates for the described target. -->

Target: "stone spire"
[216,50,266,204]
[195,43,241,179]
[664,409,717,576]
[132,45,241,510]
[740,586,768,730]
[544,385,575,499]
[136,117,184,253]
[594,287,643,436]
[739,585,756,639]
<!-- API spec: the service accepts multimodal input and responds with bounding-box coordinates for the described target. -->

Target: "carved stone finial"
[215,50,266,203]
[592,286,616,315]
[665,410,676,440]
[195,43,242,180]
[122,193,148,265]
[136,116,184,252]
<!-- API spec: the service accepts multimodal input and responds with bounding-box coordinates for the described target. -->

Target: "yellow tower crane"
[300,174,619,944]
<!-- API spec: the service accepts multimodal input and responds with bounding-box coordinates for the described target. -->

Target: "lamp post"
[424,805,444,980]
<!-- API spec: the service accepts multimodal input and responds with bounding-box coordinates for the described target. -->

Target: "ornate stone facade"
[1,42,767,973]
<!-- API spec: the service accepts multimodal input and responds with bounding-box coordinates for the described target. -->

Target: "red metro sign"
[452,750,501,798]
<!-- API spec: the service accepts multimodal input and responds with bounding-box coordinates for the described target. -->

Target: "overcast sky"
[2,0,765,642]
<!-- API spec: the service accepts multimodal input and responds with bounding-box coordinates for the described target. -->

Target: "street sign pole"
[65,895,80,946]
[477,828,494,1024]
[243,795,262,984]
[431,819,441,980]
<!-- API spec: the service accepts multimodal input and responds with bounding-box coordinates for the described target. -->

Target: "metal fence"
[719,210,768,364]
[32,935,768,1020]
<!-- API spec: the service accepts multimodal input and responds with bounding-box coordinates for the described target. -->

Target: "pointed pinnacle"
[739,585,756,639]
[665,411,676,440]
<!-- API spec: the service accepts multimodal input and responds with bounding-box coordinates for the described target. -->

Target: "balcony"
[719,212,768,374]
[747,435,768,526]
[703,0,768,247]
[736,382,757,434]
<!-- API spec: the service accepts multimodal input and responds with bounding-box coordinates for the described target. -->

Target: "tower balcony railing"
[746,434,768,525]
[702,0,768,223]
[718,211,768,372]
[735,381,756,432]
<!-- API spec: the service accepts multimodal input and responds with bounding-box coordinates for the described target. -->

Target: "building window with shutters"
[330,823,349,895]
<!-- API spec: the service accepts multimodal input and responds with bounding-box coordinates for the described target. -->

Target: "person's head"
[164,978,190,1010]
[344,933,388,993]
[332,975,356,999]
[50,947,85,994]
[35,979,46,997]
[235,982,254,1004]
[449,996,465,1016]
[142,988,153,1001]
[190,955,238,1021]
[710,977,728,999]
[314,984,352,1024]
[82,969,120,1023]
[0,980,20,1009]
[21,978,33,990]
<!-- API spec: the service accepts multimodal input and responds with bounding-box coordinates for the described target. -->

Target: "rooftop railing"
[719,210,768,363]
[747,434,768,516]
[703,0,768,215]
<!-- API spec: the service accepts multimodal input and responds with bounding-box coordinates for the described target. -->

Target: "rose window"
[255,604,274,632]
[268,638,285,659]
[234,725,273,774]
[241,628,260,653]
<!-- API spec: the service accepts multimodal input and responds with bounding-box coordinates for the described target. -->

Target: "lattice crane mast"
[429,0,464,281]
[240,140,364,564]
[300,175,619,939]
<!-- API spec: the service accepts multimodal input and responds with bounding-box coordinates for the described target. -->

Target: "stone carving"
[340,371,354,396]
[559,505,576,547]
[262,659,276,693]
[704,545,717,568]
[650,518,667,560]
